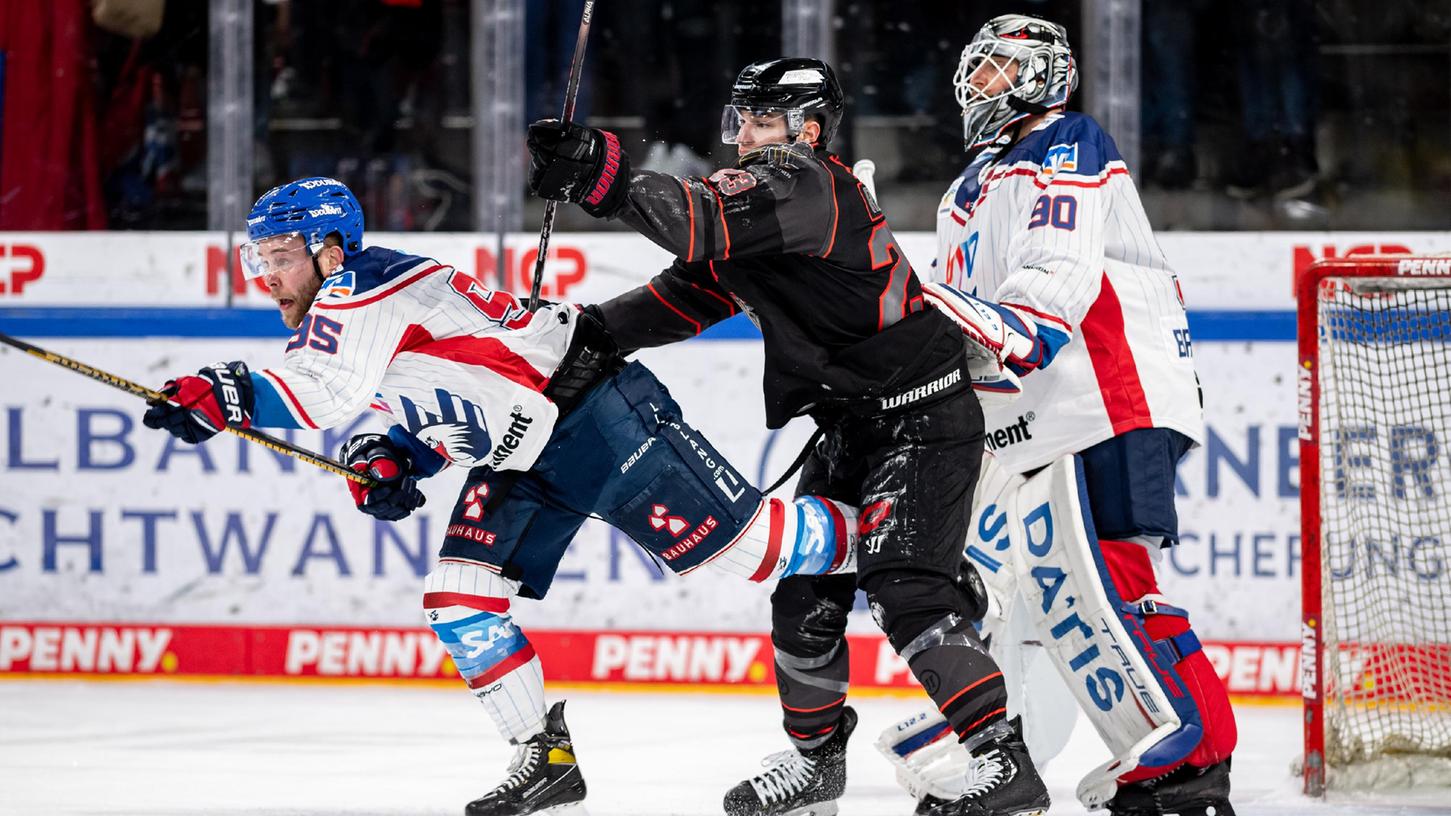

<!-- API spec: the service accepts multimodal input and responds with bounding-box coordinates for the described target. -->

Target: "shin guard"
[771,575,854,750]
[424,559,546,744]
[899,613,1011,751]
[775,642,852,749]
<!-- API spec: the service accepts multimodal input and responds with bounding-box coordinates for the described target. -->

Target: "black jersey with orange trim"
[596,142,966,428]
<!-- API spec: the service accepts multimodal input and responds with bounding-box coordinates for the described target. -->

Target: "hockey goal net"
[1299,256,1451,795]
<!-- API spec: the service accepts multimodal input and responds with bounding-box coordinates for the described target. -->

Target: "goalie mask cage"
[1299,256,1451,796]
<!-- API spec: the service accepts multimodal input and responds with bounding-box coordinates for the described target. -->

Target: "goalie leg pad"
[1099,538,1237,782]
[1011,455,1210,806]
[771,574,855,749]
[424,560,546,744]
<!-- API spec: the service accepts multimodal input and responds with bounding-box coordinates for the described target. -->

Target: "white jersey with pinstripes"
[931,112,1205,474]
[248,246,575,471]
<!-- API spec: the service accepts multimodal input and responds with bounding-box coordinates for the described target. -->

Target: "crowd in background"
[1,0,1447,232]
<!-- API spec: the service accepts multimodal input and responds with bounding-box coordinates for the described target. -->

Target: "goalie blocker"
[881,447,1236,811]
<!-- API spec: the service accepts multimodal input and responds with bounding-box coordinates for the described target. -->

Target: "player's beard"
[277,275,322,329]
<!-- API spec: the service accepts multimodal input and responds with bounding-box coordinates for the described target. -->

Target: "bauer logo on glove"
[142,361,255,445]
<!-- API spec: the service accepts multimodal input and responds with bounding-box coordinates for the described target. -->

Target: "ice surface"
[1,681,1448,815]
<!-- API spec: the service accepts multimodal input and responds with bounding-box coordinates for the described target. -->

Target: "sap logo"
[0,244,45,295]
[476,245,589,299]
[1043,143,1079,175]
[460,621,519,659]
[317,270,355,299]
[307,204,343,218]
[1293,243,1413,279]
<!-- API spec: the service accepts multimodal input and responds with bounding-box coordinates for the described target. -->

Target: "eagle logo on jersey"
[416,421,490,465]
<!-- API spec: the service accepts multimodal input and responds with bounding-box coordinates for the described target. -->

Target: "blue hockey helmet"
[241,177,364,279]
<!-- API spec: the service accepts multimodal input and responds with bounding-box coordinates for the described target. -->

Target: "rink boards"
[0,621,1308,700]
[4,229,1451,699]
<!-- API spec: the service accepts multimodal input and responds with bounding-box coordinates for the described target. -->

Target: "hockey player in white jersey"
[141,177,862,816]
[884,14,1239,816]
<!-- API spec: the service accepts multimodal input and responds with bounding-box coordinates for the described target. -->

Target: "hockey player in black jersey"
[528,58,1049,816]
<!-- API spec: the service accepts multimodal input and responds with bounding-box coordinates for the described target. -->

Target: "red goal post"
[1297,255,1451,796]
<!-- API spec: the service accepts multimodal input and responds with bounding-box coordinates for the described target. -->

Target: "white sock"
[424,559,546,743]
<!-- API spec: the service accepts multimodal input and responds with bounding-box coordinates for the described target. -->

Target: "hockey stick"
[0,331,376,487]
[527,0,597,311]
[852,158,878,199]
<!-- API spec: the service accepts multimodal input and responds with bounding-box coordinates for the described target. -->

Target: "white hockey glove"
[922,282,1068,381]
[965,351,1023,406]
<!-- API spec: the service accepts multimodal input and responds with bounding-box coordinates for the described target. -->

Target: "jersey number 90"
[1027,194,1077,231]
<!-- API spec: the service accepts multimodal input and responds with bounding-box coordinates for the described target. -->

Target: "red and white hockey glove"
[142,361,254,444]
[339,433,427,522]
[922,282,1070,400]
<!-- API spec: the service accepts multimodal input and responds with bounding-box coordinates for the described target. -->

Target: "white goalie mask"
[954,14,1077,149]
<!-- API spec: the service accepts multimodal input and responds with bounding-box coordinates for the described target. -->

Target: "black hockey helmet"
[722,57,845,147]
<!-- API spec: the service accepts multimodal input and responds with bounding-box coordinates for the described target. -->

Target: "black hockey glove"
[340,433,427,521]
[527,119,630,218]
[142,361,254,445]
[544,306,626,415]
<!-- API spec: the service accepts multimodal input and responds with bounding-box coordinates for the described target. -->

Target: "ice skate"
[925,718,1049,816]
[1107,758,1235,816]
[466,701,586,816]
[722,706,857,816]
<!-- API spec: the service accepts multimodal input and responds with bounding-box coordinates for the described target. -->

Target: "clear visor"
[953,44,1026,111]
[239,232,315,280]
[721,105,803,145]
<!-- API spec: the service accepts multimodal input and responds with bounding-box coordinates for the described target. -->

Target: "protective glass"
[720,105,803,145]
[239,232,314,280]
